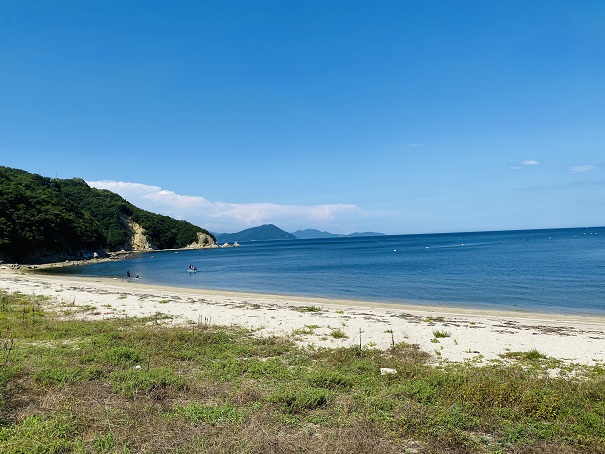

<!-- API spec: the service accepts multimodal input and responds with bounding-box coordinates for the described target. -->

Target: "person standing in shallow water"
[126,270,131,280]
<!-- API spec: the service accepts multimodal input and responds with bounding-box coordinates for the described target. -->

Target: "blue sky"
[1,1,603,235]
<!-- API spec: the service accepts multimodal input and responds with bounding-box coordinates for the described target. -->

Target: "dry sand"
[1,267,604,367]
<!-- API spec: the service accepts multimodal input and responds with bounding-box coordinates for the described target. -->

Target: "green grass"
[423,316,445,323]
[292,325,321,336]
[501,348,548,361]
[329,328,348,339]
[0,289,604,453]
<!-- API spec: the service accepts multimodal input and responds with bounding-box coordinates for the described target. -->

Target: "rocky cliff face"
[186,232,217,249]
[7,247,109,265]
[129,219,156,251]
[122,216,217,252]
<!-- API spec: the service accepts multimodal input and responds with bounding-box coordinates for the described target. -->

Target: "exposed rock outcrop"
[120,216,216,251]
[186,232,218,249]
[16,248,108,265]
[130,219,157,251]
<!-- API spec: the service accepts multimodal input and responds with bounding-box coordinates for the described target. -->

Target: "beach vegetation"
[329,328,348,339]
[92,432,117,452]
[422,316,445,323]
[299,305,322,313]
[173,402,245,426]
[292,325,319,336]
[501,349,548,362]
[0,290,604,452]
[433,330,451,338]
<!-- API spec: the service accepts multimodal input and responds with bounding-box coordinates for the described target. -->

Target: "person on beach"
[126,270,131,280]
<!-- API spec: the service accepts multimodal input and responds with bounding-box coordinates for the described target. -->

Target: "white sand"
[1,267,604,367]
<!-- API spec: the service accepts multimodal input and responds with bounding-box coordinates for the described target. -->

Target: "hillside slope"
[0,166,216,263]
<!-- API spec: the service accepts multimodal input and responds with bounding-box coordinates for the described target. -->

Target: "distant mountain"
[214,225,386,243]
[291,229,385,239]
[291,229,340,239]
[347,232,386,237]
[214,224,297,243]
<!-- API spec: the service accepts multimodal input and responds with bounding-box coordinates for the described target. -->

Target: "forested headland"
[0,166,215,264]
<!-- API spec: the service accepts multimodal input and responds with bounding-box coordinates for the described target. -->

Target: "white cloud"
[569,165,597,174]
[87,180,363,233]
[510,160,540,170]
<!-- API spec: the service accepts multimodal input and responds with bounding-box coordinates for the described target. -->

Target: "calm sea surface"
[41,227,605,315]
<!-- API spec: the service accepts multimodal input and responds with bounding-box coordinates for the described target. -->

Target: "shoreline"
[19,264,605,322]
[21,255,605,320]
[1,266,604,367]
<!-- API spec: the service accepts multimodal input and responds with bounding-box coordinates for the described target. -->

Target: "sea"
[41,227,605,316]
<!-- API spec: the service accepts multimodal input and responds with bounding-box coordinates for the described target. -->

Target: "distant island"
[214,224,297,243]
[291,229,386,239]
[214,225,385,243]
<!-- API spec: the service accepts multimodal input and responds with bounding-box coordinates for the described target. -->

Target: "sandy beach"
[1,266,604,367]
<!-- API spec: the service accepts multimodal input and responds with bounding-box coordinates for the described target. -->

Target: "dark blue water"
[41,227,605,315]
